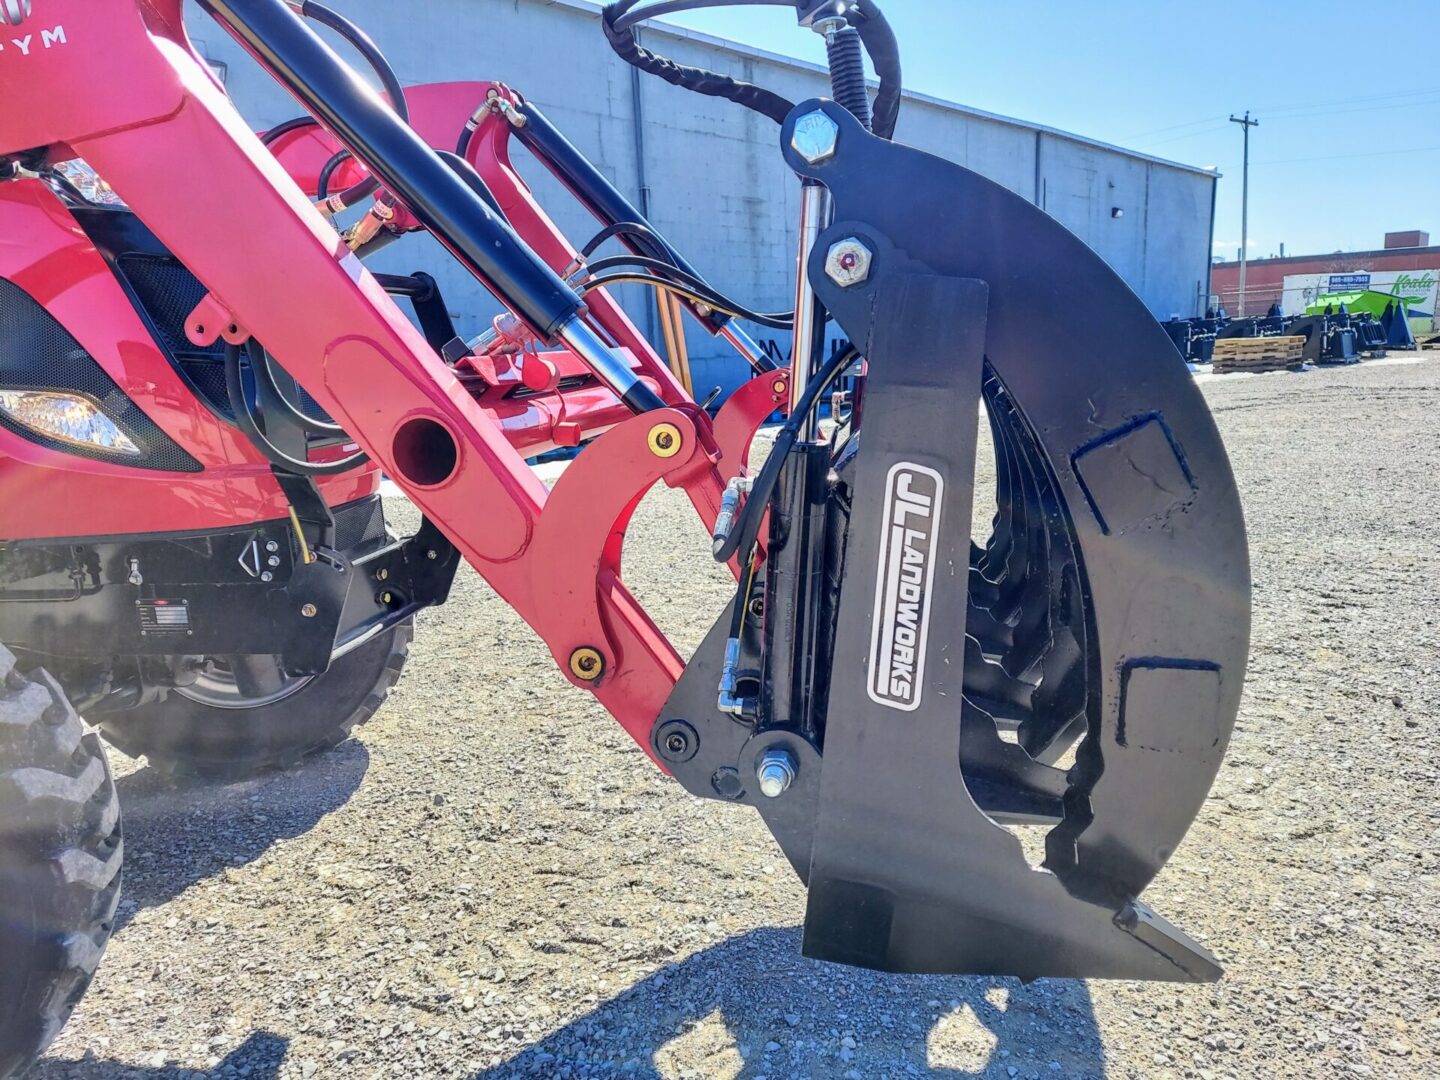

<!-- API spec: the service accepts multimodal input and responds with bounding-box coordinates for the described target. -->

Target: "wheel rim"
[175,657,312,710]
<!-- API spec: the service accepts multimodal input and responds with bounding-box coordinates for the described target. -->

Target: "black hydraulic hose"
[315,148,352,199]
[371,273,436,300]
[224,343,368,476]
[249,341,346,435]
[580,273,794,330]
[456,123,475,160]
[581,220,682,264]
[203,0,586,340]
[604,0,901,139]
[434,150,508,220]
[299,1,408,124]
[713,344,857,563]
[603,1,797,125]
[852,0,902,140]
[582,254,793,325]
[298,1,410,208]
[260,114,319,147]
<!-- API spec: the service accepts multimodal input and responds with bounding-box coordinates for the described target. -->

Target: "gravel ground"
[31,354,1440,1080]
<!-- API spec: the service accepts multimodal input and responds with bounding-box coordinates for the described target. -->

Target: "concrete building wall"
[185,0,1216,393]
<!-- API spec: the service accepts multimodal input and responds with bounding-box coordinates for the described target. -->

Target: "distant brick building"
[1211,232,1439,316]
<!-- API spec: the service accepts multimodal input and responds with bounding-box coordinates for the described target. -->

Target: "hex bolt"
[265,540,280,553]
[376,568,389,581]
[825,238,874,288]
[791,109,840,165]
[756,748,798,798]
[426,549,439,560]
[267,555,281,568]
[300,603,318,618]
[261,571,274,583]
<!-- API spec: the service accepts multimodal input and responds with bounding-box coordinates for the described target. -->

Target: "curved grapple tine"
[785,101,1249,979]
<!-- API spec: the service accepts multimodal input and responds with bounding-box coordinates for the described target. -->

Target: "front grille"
[332,496,388,552]
[113,251,335,425]
[0,277,202,471]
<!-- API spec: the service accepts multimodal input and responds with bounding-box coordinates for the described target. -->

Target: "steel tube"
[789,182,831,439]
[719,323,777,373]
[557,318,666,412]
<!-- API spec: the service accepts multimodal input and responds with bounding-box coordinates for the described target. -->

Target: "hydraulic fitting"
[343,199,396,251]
[711,476,753,550]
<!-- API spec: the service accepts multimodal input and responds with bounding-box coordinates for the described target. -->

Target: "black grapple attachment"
[601,0,1249,982]
[656,98,1250,982]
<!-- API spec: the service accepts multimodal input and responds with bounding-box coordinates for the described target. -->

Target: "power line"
[1256,84,1440,116]
[1121,114,1227,140]
[1123,86,1440,148]
[1254,143,1440,166]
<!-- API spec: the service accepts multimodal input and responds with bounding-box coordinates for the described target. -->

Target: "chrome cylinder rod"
[789,182,832,439]
[557,316,666,412]
[719,322,778,373]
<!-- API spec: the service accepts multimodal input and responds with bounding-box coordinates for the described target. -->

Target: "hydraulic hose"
[581,220,682,265]
[712,344,857,564]
[224,343,368,476]
[315,148,352,199]
[603,0,902,139]
[298,2,408,125]
[260,114,319,148]
[852,0,902,140]
[580,253,794,326]
[248,341,346,436]
[298,0,410,209]
[825,24,871,130]
[579,273,793,330]
[434,150,508,220]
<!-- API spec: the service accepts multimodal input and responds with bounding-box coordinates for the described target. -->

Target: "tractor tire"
[0,645,123,1080]
[96,619,413,780]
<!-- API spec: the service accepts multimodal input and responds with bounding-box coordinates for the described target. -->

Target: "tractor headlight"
[51,160,127,208]
[0,391,141,456]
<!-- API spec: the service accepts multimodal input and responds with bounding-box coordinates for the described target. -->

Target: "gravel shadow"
[110,739,369,933]
[475,927,1107,1078]
[32,1031,289,1078]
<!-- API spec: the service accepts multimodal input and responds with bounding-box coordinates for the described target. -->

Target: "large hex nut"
[791,110,840,165]
[825,238,873,288]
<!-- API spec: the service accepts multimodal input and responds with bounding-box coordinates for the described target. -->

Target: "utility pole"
[1229,111,1259,315]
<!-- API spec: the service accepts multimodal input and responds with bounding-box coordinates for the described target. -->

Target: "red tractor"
[0,0,1251,1074]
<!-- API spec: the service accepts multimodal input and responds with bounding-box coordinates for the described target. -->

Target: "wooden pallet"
[1212,361,1306,374]
[1211,335,1305,373]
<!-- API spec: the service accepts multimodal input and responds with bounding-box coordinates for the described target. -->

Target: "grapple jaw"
[657,100,1249,982]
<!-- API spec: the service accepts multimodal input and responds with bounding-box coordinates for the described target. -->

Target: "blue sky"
[659,0,1439,260]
